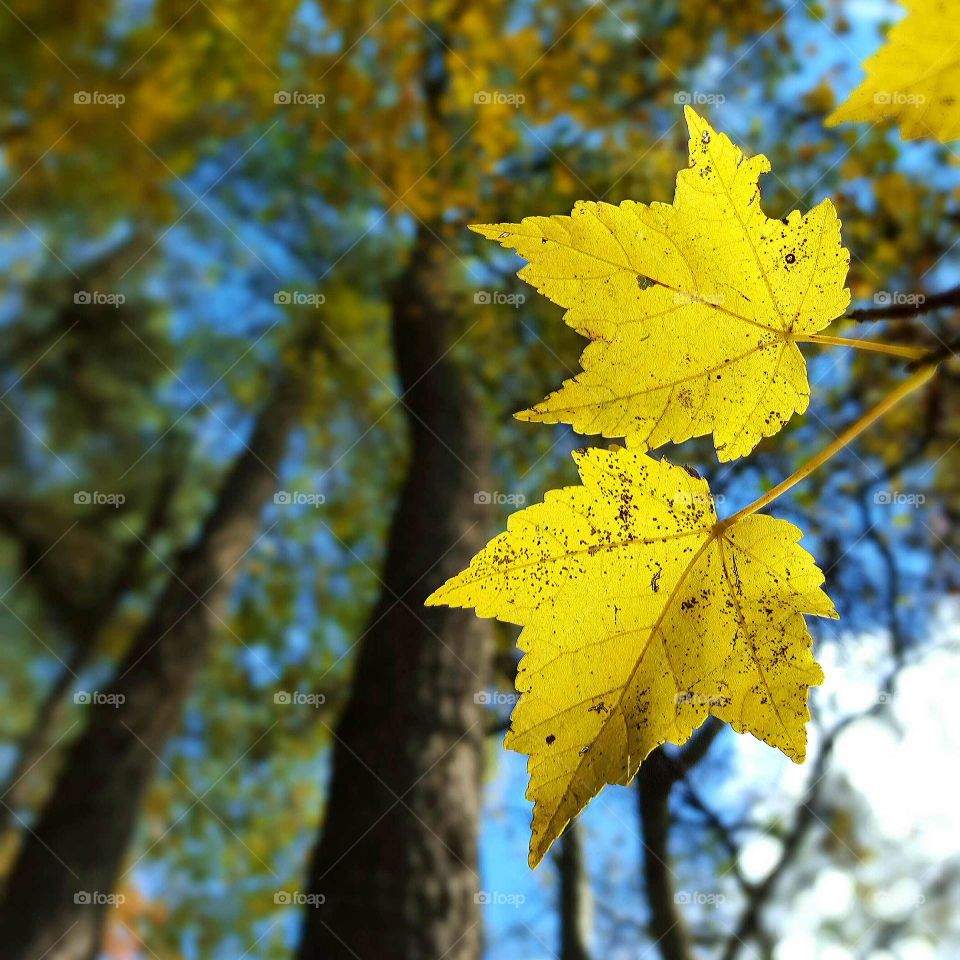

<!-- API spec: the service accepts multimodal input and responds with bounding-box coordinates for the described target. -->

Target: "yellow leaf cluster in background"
[472,108,850,461]
[827,0,960,142]
[428,447,835,866]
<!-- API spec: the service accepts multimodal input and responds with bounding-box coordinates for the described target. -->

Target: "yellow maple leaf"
[827,0,960,142]
[427,447,836,866]
[471,107,850,462]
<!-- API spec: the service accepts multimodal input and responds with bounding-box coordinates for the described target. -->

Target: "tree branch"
[673,718,724,775]
[847,283,960,322]
[719,712,862,960]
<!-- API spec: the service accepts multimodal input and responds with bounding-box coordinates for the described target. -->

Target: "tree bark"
[296,230,492,960]
[0,331,321,960]
[638,749,694,960]
[0,643,90,842]
[558,818,593,960]
[0,464,181,841]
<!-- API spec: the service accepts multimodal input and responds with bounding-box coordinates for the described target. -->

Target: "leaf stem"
[720,362,938,527]
[796,334,928,360]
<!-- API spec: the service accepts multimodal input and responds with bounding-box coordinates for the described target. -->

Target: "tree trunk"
[558,818,593,960]
[0,465,180,842]
[296,230,492,960]
[638,749,694,960]
[0,334,320,960]
[0,643,91,842]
